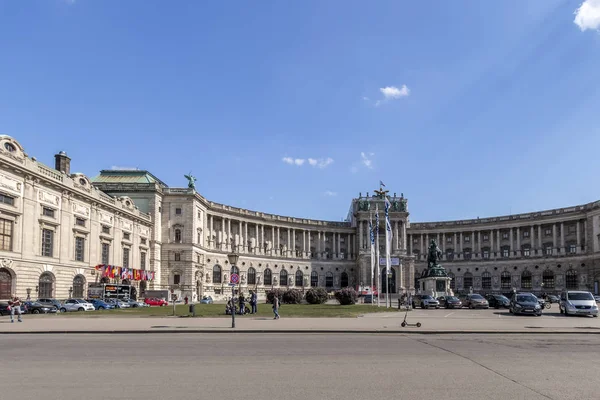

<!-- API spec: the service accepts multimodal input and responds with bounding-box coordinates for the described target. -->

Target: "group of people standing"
[6,296,23,323]
[224,290,280,319]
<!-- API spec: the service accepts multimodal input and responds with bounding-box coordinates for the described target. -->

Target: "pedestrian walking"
[9,295,22,323]
[250,290,258,314]
[272,296,280,319]
[184,296,188,305]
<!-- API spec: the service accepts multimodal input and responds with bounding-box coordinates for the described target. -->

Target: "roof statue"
[184,172,197,190]
[424,239,448,278]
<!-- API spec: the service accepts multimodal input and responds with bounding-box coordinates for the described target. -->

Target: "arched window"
[175,229,182,243]
[295,270,303,286]
[264,269,272,286]
[448,272,455,290]
[311,271,318,287]
[0,268,13,299]
[482,271,491,290]
[566,269,578,290]
[73,275,86,298]
[500,271,511,289]
[230,266,239,275]
[247,267,256,285]
[463,272,473,290]
[341,272,349,288]
[326,272,333,288]
[280,270,288,286]
[521,270,532,289]
[543,270,555,289]
[39,272,55,298]
[212,265,222,284]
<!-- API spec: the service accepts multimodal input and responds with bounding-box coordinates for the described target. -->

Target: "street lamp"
[69,286,73,299]
[227,252,239,329]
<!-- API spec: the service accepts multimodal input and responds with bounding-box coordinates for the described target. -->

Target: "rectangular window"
[483,234,489,241]
[197,232,201,244]
[140,252,146,269]
[175,208,182,215]
[41,229,54,257]
[122,247,130,268]
[123,232,131,241]
[102,226,110,234]
[196,254,201,263]
[197,210,201,219]
[75,217,86,227]
[75,237,85,262]
[545,229,552,236]
[502,232,509,240]
[523,248,530,257]
[0,193,14,206]
[43,207,55,218]
[413,238,418,244]
[464,236,470,242]
[483,250,489,259]
[175,252,181,261]
[447,237,452,243]
[101,243,110,265]
[523,231,530,238]
[463,251,471,260]
[502,248,509,258]
[545,246,553,255]
[174,274,181,285]
[0,218,13,251]
[568,244,576,254]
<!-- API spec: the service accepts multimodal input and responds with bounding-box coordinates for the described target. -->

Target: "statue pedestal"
[417,276,452,298]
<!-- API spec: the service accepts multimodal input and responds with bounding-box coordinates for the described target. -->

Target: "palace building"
[1,134,599,301]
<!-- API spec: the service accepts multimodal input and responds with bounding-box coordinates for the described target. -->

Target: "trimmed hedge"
[334,287,359,305]
[282,289,303,304]
[266,289,284,304]
[305,287,328,304]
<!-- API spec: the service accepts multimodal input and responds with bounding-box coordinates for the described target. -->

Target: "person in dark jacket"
[250,291,258,314]
[238,293,246,315]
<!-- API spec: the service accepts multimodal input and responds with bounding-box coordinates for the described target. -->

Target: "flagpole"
[375,205,380,308]
[369,213,375,307]
[384,196,392,309]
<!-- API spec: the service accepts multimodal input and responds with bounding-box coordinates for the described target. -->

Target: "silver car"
[59,299,95,312]
[560,291,598,317]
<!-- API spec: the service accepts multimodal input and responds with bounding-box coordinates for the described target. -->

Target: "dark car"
[0,303,11,316]
[437,296,462,309]
[22,301,58,314]
[86,299,114,310]
[486,294,510,309]
[37,298,62,311]
[546,295,560,304]
[510,293,542,316]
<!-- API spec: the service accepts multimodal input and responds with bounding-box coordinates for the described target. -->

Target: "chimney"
[54,151,71,175]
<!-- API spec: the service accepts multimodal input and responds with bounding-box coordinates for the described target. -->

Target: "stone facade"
[2,133,600,302]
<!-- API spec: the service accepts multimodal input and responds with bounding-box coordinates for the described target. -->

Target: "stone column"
[255,224,259,254]
[209,215,214,249]
[292,228,296,258]
[516,227,521,254]
[337,233,341,259]
[576,221,581,254]
[490,231,494,255]
[347,233,351,259]
[420,234,424,255]
[583,219,587,252]
[271,226,275,255]
[276,226,280,255]
[509,228,514,258]
[441,233,445,253]
[538,225,542,250]
[459,232,463,254]
[221,218,225,251]
[394,221,399,251]
[560,222,565,253]
[402,222,407,252]
[261,225,265,254]
[359,221,364,250]
[227,219,232,251]
[453,233,457,253]
[552,224,557,255]
[530,226,534,251]
[477,231,481,254]
[308,231,312,257]
[496,229,500,253]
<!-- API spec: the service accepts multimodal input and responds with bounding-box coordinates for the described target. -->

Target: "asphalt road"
[2,334,597,400]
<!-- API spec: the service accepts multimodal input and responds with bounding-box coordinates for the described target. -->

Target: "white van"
[559,291,598,317]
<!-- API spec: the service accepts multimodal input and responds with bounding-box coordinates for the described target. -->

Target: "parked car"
[37,298,62,311]
[462,294,489,309]
[437,295,462,309]
[594,295,600,303]
[0,303,11,316]
[86,299,114,310]
[144,297,168,307]
[123,299,145,308]
[509,293,542,316]
[22,301,58,314]
[200,296,214,304]
[546,295,560,304]
[412,294,440,309]
[486,294,510,309]
[559,291,598,317]
[59,299,95,312]
[106,299,131,309]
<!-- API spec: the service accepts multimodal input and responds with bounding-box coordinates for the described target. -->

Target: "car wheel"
[160,303,166,307]
[32,309,40,314]
[78,307,84,312]
[99,306,105,310]
[60,307,67,313]
[469,304,474,309]
[593,315,598,318]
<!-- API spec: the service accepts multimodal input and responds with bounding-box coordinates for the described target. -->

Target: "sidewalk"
[2,311,600,334]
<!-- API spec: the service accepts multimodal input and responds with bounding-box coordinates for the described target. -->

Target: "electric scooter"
[400,304,421,328]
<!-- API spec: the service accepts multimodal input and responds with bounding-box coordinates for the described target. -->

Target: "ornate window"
[448,272,455,290]
[248,267,256,285]
[174,273,181,285]
[463,272,473,289]
[38,272,55,298]
[280,270,288,286]
[501,246,510,258]
[482,248,490,259]
[326,272,334,288]
[521,270,532,289]
[463,248,472,260]
[175,229,182,243]
[212,265,222,284]
[568,244,576,254]
[446,249,454,261]
[0,218,13,251]
[101,243,110,265]
[482,271,491,290]
[566,269,578,290]
[501,271,511,290]
[41,229,54,257]
[264,269,272,286]
[73,275,85,298]
[231,266,239,275]
[543,270,555,289]
[75,237,85,262]
[295,270,303,286]
[311,271,318,287]
[174,252,181,261]
[341,272,349,288]
[122,247,130,268]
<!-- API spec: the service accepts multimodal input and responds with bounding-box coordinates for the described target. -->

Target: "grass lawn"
[60,303,400,318]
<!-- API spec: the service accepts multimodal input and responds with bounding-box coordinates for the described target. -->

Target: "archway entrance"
[0,268,12,299]
[380,267,396,294]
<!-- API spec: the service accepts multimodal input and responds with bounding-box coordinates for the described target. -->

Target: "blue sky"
[1,0,600,222]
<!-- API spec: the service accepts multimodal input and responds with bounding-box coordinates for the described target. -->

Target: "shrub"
[305,287,328,304]
[266,289,284,304]
[334,287,359,305]
[282,289,303,304]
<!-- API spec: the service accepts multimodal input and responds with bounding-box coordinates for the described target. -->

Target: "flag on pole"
[384,197,392,275]
[369,212,375,300]
[379,180,386,187]
[375,204,380,307]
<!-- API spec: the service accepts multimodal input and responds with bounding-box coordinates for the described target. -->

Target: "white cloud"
[574,0,600,31]
[324,190,337,197]
[362,96,370,101]
[360,152,374,169]
[373,85,410,106]
[284,156,333,168]
[111,166,138,171]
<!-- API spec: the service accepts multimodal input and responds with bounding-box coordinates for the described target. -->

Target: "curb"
[1,330,599,335]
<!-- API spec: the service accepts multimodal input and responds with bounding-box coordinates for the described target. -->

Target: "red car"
[144,297,168,306]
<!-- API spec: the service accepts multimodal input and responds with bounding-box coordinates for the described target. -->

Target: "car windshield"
[447,297,459,301]
[471,295,484,300]
[497,296,509,301]
[517,295,536,303]
[568,292,594,301]
[422,296,433,300]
